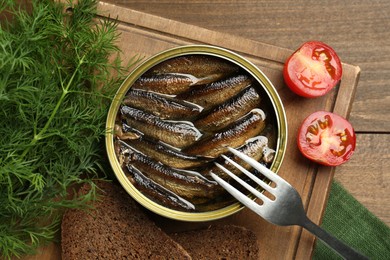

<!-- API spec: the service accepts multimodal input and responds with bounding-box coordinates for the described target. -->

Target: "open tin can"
[106,45,287,221]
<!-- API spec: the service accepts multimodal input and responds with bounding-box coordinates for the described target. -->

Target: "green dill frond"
[0,0,131,258]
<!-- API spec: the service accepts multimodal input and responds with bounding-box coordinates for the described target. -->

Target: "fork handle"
[301,217,368,260]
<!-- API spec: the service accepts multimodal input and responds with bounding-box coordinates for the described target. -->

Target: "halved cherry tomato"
[283,41,342,98]
[297,111,356,166]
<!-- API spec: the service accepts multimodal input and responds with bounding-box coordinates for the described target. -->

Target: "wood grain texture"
[335,134,390,224]
[107,0,390,226]
[12,1,389,259]
[109,0,390,132]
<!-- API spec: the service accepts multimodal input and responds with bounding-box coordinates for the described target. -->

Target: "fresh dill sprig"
[0,0,130,258]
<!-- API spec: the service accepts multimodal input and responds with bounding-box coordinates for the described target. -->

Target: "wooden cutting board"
[22,1,360,259]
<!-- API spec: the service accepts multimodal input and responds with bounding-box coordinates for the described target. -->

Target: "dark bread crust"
[170,225,260,260]
[61,181,191,259]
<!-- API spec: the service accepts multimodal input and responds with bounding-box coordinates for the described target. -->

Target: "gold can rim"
[105,44,288,222]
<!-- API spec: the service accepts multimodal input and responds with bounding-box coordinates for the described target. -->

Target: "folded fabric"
[313,181,390,259]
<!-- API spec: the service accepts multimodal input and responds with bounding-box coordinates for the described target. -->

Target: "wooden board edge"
[294,64,361,259]
[334,64,361,119]
[97,1,292,63]
[295,167,336,259]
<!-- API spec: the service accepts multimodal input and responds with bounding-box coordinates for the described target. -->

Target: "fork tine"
[214,149,369,260]
[210,172,266,217]
[227,147,285,185]
[221,155,274,194]
[214,163,272,203]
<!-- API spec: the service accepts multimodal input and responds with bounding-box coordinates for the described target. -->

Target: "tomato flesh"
[283,41,342,98]
[298,111,355,166]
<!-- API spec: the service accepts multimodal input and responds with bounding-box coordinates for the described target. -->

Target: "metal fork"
[210,147,368,260]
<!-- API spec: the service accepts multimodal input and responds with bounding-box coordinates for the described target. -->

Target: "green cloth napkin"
[313,181,390,259]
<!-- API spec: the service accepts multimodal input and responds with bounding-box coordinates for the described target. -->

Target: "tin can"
[106,45,287,221]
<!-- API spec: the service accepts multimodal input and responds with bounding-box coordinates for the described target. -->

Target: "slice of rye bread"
[170,225,260,260]
[61,181,191,259]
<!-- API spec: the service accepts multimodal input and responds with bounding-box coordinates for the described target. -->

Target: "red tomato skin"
[283,41,343,98]
[297,111,356,166]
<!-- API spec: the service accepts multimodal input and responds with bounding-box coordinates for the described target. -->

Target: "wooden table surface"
[9,1,388,259]
[106,0,390,226]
